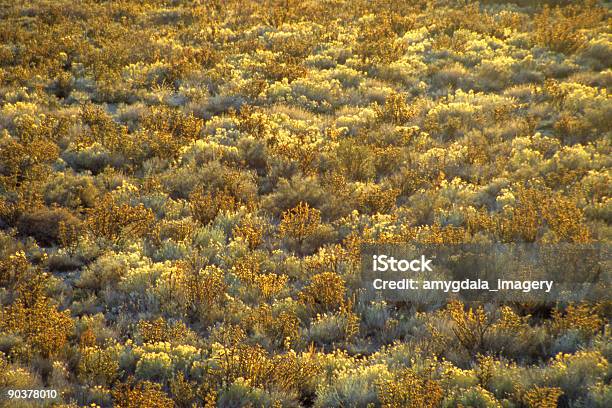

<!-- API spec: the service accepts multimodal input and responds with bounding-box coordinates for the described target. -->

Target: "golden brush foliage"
[0,252,74,358]
[299,271,346,313]
[248,304,300,347]
[112,380,174,408]
[356,14,408,64]
[137,317,190,344]
[174,262,227,313]
[524,386,564,408]
[375,92,419,125]
[78,343,120,386]
[1,296,74,358]
[0,0,609,406]
[279,201,321,246]
[377,368,443,408]
[272,129,321,175]
[466,186,591,242]
[232,215,264,249]
[86,194,155,242]
[233,254,288,299]
[446,300,494,354]
[534,1,604,55]
[189,187,238,226]
[0,118,60,190]
[551,302,604,338]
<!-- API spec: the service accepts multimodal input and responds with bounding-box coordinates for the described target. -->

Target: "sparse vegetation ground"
[0,0,610,407]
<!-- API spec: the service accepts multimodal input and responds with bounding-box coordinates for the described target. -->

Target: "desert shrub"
[335,139,376,182]
[585,382,612,408]
[77,251,131,291]
[443,385,502,408]
[217,377,299,408]
[550,303,604,341]
[0,121,60,191]
[355,14,407,66]
[374,91,418,125]
[428,302,541,362]
[378,368,443,408]
[543,350,608,401]
[473,355,523,400]
[280,201,322,253]
[135,351,173,382]
[112,379,174,408]
[445,300,495,356]
[136,317,191,345]
[132,106,205,162]
[316,363,390,407]
[541,192,591,242]
[0,254,74,358]
[533,1,604,55]
[153,218,196,244]
[86,194,155,243]
[307,307,360,346]
[210,340,277,389]
[476,56,516,92]
[523,386,563,408]
[76,104,128,151]
[232,214,265,250]
[248,303,299,349]
[44,172,99,209]
[168,372,198,408]
[237,136,269,174]
[0,353,41,390]
[334,107,379,136]
[0,250,31,291]
[189,187,238,226]
[156,262,227,322]
[484,306,534,359]
[232,254,288,302]
[119,259,176,301]
[1,294,74,358]
[440,361,479,390]
[75,313,116,347]
[198,163,259,205]
[270,128,323,176]
[17,206,82,246]
[356,183,399,215]
[78,343,121,386]
[262,175,325,217]
[430,62,475,92]
[580,36,612,71]
[141,105,204,141]
[361,300,391,334]
[497,186,591,243]
[286,75,345,113]
[62,145,122,176]
[0,0,610,406]
[299,271,346,313]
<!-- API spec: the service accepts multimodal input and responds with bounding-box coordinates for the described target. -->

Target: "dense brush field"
[0,0,611,406]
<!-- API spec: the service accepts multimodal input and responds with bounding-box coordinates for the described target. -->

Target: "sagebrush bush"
[17,207,82,246]
[0,0,609,406]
